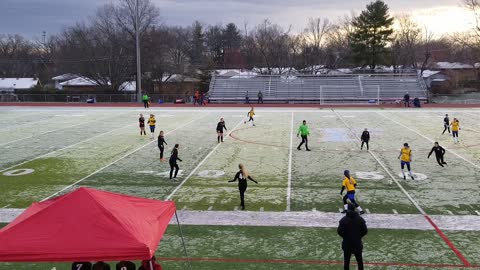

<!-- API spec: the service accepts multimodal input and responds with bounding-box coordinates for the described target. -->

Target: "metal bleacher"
[209,73,428,104]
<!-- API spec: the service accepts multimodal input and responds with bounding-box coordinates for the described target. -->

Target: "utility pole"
[135,0,142,102]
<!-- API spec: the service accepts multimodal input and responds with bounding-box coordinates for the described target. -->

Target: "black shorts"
[452,131,459,137]
[216,129,224,133]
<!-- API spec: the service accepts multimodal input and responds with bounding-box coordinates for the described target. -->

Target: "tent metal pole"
[175,210,193,270]
[149,259,154,270]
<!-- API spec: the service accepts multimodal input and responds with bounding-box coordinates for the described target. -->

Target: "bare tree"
[300,17,331,73]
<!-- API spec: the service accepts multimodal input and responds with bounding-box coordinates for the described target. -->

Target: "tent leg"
[149,259,154,270]
[175,210,193,270]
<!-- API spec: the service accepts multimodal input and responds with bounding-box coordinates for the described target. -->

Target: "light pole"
[135,0,142,103]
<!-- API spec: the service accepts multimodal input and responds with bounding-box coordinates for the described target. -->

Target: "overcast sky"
[0,0,474,39]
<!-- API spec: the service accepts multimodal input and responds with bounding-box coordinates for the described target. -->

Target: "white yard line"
[377,112,480,169]
[3,209,480,231]
[332,109,427,215]
[0,123,136,173]
[41,115,205,202]
[165,119,245,201]
[0,114,116,147]
[286,112,294,211]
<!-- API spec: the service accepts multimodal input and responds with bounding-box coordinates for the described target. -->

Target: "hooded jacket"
[337,209,368,252]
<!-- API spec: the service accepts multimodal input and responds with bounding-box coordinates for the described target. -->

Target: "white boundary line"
[332,109,427,215]
[0,114,117,147]
[165,119,245,201]
[41,115,206,202]
[377,112,480,169]
[0,123,137,173]
[286,112,294,211]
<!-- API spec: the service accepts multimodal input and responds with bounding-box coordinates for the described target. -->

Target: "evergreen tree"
[349,0,394,69]
[189,21,206,67]
[223,23,242,49]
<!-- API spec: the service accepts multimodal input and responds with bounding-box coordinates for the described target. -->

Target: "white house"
[52,74,77,90]
[0,78,39,92]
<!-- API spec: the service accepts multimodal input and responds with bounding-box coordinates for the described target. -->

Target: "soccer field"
[1,106,480,270]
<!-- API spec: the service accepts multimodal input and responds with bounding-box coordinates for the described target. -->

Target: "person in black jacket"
[428,142,447,167]
[360,128,370,150]
[158,130,167,162]
[442,114,450,135]
[337,203,368,270]
[228,164,258,210]
[116,261,136,270]
[72,262,92,270]
[169,144,182,180]
[93,262,111,270]
[404,92,410,107]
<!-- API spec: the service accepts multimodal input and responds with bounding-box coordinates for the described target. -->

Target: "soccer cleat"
[411,176,414,180]
[306,149,311,151]
[403,176,406,180]
[341,210,347,214]
[359,210,365,215]
[297,147,301,150]
[241,206,245,210]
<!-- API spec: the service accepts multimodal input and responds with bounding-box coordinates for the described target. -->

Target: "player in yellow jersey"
[398,143,414,180]
[340,170,365,215]
[245,107,255,126]
[450,118,460,143]
[147,114,156,139]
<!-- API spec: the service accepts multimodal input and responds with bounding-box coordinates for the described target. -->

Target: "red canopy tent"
[0,187,177,262]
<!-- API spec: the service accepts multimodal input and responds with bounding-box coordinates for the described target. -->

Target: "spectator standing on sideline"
[116,261,136,270]
[258,91,263,104]
[245,91,249,104]
[93,262,111,270]
[139,256,162,270]
[194,90,200,106]
[403,92,410,107]
[337,203,368,270]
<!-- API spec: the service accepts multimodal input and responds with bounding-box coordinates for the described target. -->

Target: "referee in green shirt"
[297,120,311,151]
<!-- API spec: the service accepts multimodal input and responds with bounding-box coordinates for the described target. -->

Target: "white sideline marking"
[165,119,244,201]
[286,112,294,211]
[392,209,398,214]
[5,209,480,231]
[0,114,116,147]
[475,211,480,216]
[377,112,480,169]
[332,110,428,216]
[446,210,454,215]
[40,115,204,202]
[0,123,136,173]
[208,206,213,211]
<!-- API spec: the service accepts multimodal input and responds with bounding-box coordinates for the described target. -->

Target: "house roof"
[434,62,475,69]
[60,77,110,87]
[119,81,136,92]
[52,73,77,81]
[0,78,39,90]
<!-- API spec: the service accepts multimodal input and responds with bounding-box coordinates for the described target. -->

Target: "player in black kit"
[139,114,146,136]
[360,128,370,150]
[442,114,450,135]
[158,130,167,162]
[216,118,227,143]
[169,144,182,180]
[228,164,258,210]
[428,142,447,167]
